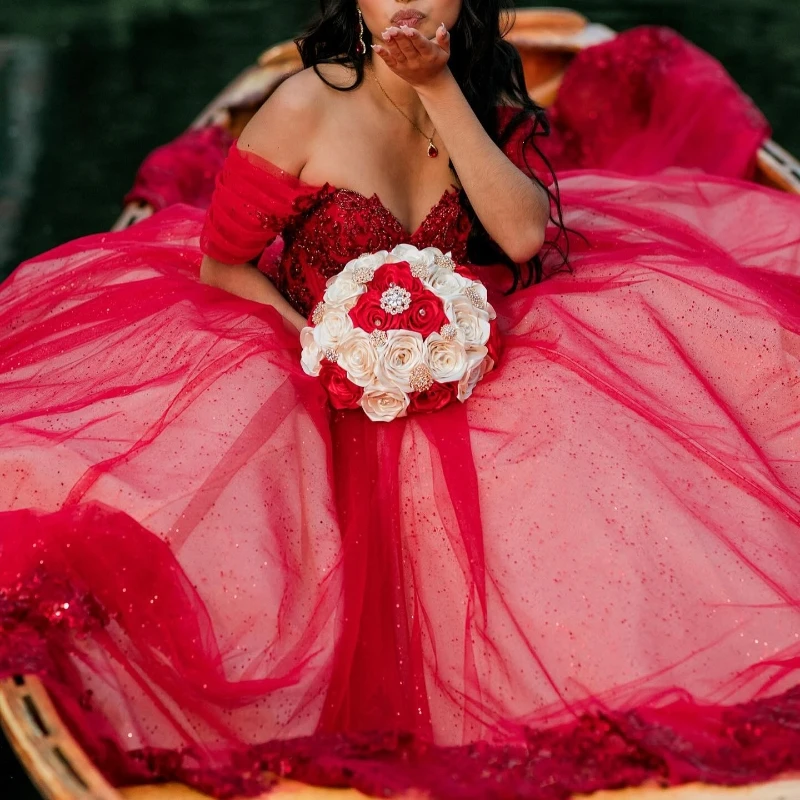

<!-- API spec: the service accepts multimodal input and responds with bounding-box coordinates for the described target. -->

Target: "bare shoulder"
[237,64,358,175]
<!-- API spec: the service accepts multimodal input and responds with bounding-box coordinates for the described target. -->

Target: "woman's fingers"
[381,29,408,61]
[387,27,419,60]
[371,44,397,66]
[400,27,434,58]
[375,24,451,87]
[436,23,451,53]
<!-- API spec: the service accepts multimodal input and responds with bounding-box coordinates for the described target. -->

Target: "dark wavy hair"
[296,0,572,293]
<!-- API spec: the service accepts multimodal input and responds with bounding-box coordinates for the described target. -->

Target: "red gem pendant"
[427,141,439,158]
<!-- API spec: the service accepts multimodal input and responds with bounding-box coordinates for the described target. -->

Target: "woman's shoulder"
[237,64,358,176]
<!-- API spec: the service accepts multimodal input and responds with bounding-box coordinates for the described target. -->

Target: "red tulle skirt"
[2,26,800,800]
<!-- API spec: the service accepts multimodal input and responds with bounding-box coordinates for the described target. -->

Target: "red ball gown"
[1,28,800,799]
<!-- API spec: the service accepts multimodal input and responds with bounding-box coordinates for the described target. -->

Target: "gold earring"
[356,8,366,56]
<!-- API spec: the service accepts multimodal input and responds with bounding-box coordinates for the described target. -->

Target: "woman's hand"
[372,24,451,89]
[200,256,308,337]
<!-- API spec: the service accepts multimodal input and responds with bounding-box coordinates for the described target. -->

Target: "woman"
[1,1,800,798]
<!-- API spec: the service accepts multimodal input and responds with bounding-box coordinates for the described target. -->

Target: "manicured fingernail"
[440,23,447,33]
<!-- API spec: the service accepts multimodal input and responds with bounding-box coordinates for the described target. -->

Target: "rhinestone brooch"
[434,253,456,272]
[354,266,375,285]
[440,323,458,341]
[410,261,430,279]
[311,302,326,326]
[380,284,412,315]
[465,285,487,310]
[324,348,340,363]
[409,364,434,393]
[369,330,388,347]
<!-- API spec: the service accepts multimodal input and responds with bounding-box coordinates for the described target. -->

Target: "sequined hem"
[2,572,800,800]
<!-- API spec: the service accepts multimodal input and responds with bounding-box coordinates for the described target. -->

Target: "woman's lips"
[391,11,426,28]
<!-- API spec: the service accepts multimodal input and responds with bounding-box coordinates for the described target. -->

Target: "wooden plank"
[118,778,800,800]
[0,676,122,800]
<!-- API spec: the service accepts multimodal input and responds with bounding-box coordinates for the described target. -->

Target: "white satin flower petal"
[337,330,379,388]
[313,307,354,350]
[450,298,491,347]
[424,333,469,384]
[300,326,325,377]
[376,330,425,393]
[361,382,410,423]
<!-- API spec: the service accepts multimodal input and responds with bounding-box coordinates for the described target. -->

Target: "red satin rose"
[487,323,503,366]
[319,362,363,410]
[409,382,458,414]
[406,294,449,337]
[371,262,425,295]
[455,265,477,280]
[349,292,391,333]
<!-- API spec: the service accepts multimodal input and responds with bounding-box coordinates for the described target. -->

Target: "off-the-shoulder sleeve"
[200,144,328,265]
[497,107,555,188]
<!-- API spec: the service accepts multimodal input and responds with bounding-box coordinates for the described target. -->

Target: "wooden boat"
[2,8,800,800]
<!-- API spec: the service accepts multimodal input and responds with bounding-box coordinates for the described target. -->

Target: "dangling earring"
[356,8,367,56]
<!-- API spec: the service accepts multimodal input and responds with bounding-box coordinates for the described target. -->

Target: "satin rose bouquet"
[300,245,501,422]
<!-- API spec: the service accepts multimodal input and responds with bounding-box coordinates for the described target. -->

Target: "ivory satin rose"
[300,327,324,376]
[426,266,472,300]
[313,307,354,350]
[361,383,410,423]
[424,333,469,383]
[451,299,491,347]
[346,251,390,274]
[324,273,365,307]
[457,347,492,402]
[337,330,379,388]
[378,331,425,392]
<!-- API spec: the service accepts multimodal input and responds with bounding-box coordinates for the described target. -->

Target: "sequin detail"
[273,189,471,317]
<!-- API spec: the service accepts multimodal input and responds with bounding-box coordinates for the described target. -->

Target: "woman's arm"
[374,26,549,264]
[200,257,308,332]
[199,74,324,332]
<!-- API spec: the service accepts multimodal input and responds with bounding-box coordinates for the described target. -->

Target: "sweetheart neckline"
[232,144,464,239]
[315,184,463,240]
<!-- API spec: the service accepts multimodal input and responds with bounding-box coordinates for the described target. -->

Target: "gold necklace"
[370,68,439,158]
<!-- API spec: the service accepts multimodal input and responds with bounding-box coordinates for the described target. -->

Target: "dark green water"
[0,0,799,279]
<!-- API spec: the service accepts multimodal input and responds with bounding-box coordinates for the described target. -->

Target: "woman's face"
[358,0,463,42]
